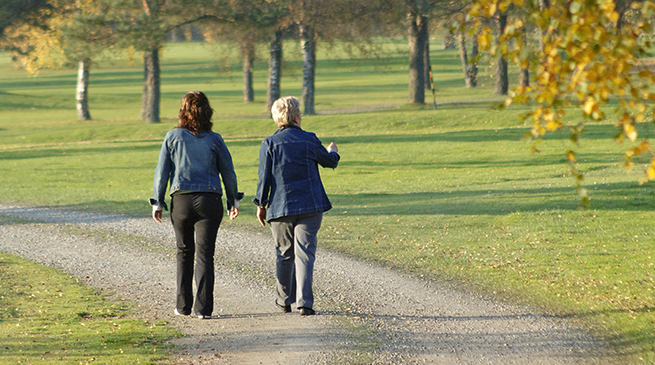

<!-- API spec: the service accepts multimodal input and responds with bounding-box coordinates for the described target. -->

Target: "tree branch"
[167,14,235,33]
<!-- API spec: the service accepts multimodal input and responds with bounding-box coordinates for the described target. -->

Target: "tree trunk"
[468,33,478,87]
[76,58,92,121]
[242,39,255,103]
[266,30,283,113]
[519,67,530,87]
[442,31,456,49]
[142,49,160,123]
[408,14,427,104]
[458,32,472,88]
[423,23,431,90]
[170,28,185,42]
[494,13,508,96]
[519,32,529,87]
[141,55,148,120]
[538,0,549,52]
[301,24,316,115]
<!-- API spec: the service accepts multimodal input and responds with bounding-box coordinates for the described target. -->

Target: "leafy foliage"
[467,0,655,203]
[4,0,114,73]
[0,0,51,41]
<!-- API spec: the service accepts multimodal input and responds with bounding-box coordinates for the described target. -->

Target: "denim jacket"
[253,125,340,221]
[151,128,239,210]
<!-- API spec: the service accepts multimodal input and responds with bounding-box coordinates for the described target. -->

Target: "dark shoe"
[299,307,315,316]
[276,301,291,313]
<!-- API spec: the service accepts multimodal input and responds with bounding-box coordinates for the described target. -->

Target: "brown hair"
[271,96,301,128]
[178,91,213,134]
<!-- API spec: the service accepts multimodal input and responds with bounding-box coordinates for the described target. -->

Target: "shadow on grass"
[328,124,622,144]
[330,181,655,216]
[0,91,70,111]
[567,306,655,357]
[0,144,161,161]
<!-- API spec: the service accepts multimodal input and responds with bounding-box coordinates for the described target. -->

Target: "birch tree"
[5,0,113,120]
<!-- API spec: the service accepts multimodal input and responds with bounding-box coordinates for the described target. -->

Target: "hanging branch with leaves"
[465,0,655,206]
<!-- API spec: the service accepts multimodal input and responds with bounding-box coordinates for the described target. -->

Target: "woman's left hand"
[229,208,239,220]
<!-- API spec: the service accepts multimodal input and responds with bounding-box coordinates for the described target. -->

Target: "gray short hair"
[271,96,301,128]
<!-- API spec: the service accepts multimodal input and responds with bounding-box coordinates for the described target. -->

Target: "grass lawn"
[1,37,654,362]
[0,249,177,364]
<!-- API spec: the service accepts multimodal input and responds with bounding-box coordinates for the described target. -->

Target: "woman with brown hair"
[150,91,241,319]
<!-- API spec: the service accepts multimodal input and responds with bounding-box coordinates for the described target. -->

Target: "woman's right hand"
[327,142,338,153]
[256,206,267,227]
[153,209,162,223]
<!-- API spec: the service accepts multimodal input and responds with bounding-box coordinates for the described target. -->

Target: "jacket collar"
[274,124,301,134]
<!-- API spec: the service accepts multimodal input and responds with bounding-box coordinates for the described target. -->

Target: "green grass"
[1,38,655,362]
[0,251,177,364]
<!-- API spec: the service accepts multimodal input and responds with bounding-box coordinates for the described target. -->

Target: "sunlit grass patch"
[0,254,178,364]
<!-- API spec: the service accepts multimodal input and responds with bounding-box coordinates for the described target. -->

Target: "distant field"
[1,38,654,362]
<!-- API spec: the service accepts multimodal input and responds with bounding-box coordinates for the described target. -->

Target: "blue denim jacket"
[253,125,340,221]
[151,128,239,210]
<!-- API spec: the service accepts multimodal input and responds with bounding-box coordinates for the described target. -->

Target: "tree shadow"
[313,309,610,360]
[0,144,161,161]
[328,123,621,145]
[329,181,655,216]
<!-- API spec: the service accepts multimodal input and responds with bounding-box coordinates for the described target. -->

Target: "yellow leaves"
[625,160,635,171]
[569,1,582,14]
[648,93,655,103]
[626,141,649,158]
[546,121,562,131]
[488,1,497,17]
[600,0,620,23]
[646,166,655,181]
[468,3,482,17]
[538,71,551,86]
[582,98,596,115]
[623,123,638,142]
[6,24,66,75]
[465,0,655,196]
[543,108,555,122]
[477,30,493,51]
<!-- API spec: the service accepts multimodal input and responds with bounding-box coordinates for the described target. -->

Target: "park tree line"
[0,0,496,122]
[2,0,653,151]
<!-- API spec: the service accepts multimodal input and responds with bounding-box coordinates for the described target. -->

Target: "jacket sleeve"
[151,136,172,211]
[313,135,340,169]
[215,135,240,210]
[253,140,273,208]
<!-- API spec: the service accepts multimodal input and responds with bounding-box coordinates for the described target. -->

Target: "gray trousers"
[270,211,323,309]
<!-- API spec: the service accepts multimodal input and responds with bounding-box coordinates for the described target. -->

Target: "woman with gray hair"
[253,96,340,315]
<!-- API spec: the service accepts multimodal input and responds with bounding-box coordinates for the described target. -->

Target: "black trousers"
[170,192,223,316]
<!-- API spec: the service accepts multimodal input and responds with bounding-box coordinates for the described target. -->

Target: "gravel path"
[0,204,612,364]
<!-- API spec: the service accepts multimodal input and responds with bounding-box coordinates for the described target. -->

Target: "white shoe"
[174,309,188,316]
[197,314,213,319]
